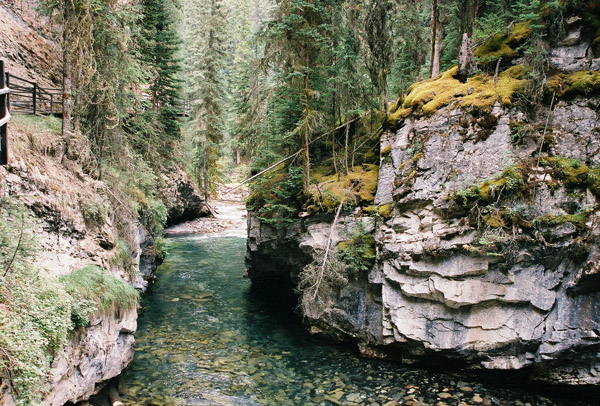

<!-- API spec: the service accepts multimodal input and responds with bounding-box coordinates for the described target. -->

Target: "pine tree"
[187,0,228,199]
[262,0,336,193]
[140,0,183,145]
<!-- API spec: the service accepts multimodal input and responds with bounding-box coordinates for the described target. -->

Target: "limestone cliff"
[246,22,600,385]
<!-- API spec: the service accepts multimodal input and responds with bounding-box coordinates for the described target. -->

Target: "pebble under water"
[119,236,591,406]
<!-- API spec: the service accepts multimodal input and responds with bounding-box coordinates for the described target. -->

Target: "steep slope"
[0,2,207,404]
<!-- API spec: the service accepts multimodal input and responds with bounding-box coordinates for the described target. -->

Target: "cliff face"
[246,26,600,385]
[0,3,207,404]
[0,0,61,86]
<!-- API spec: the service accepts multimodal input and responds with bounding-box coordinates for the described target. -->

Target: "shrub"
[337,231,376,278]
[0,199,72,405]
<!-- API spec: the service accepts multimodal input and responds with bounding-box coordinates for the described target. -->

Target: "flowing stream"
[119,234,590,406]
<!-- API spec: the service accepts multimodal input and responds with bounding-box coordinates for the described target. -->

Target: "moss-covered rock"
[545,71,600,99]
[377,203,392,218]
[388,65,529,123]
[475,21,532,68]
[453,165,526,207]
[308,164,379,212]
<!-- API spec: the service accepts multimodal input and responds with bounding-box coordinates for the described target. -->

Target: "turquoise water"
[120,236,588,406]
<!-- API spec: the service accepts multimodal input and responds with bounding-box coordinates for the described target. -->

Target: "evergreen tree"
[140,0,183,144]
[187,0,229,199]
[262,0,336,193]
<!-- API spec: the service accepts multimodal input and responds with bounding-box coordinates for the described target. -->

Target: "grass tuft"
[60,265,140,317]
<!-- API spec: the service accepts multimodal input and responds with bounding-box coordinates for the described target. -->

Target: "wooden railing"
[5,72,63,116]
[0,61,10,165]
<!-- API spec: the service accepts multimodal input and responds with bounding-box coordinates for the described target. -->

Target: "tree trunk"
[431,23,442,78]
[60,0,72,163]
[457,33,477,82]
[202,120,209,201]
[301,115,310,193]
[472,0,479,38]
[301,55,311,194]
[236,148,241,165]
[429,0,439,78]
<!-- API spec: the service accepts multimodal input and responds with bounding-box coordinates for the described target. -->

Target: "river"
[118,233,591,406]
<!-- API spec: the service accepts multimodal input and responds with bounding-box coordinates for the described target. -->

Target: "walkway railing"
[0,61,10,165]
[6,72,63,116]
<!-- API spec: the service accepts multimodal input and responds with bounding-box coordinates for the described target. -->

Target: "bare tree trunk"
[202,121,209,201]
[457,33,477,82]
[429,0,439,78]
[431,23,442,78]
[301,117,310,193]
[60,0,72,163]
[236,148,241,165]
[344,122,349,175]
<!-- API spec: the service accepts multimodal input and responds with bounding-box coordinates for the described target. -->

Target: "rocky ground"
[165,184,248,238]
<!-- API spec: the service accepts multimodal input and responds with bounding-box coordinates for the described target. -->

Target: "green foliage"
[183,0,229,196]
[0,200,70,405]
[140,198,168,237]
[111,238,136,277]
[474,22,533,68]
[60,265,140,317]
[79,195,109,226]
[249,166,303,226]
[453,165,526,207]
[140,0,183,142]
[337,229,376,277]
[11,114,62,137]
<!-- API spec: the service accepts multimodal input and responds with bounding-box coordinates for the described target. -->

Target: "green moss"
[475,33,517,63]
[541,157,590,188]
[454,165,525,207]
[381,144,392,156]
[377,203,392,218]
[388,97,402,114]
[532,209,592,231]
[484,212,506,228]
[588,166,600,195]
[391,65,529,121]
[308,164,379,212]
[475,21,532,67]
[546,71,600,98]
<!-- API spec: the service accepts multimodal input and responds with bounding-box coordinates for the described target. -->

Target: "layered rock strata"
[247,37,600,384]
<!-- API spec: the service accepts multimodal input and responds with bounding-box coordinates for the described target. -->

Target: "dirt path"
[165,184,248,238]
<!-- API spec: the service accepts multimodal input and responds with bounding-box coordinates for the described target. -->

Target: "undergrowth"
[452,157,599,258]
[0,198,139,405]
[60,265,140,329]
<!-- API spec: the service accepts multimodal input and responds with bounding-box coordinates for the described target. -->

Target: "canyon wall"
[246,24,600,385]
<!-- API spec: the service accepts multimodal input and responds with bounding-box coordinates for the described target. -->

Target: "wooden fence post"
[0,60,9,165]
[32,81,37,115]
